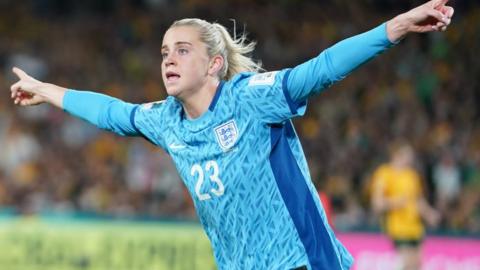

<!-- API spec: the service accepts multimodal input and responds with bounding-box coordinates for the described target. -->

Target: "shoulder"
[373,164,393,183]
[139,99,167,110]
[228,70,290,87]
[374,163,391,174]
[224,72,255,90]
[224,70,291,98]
[134,96,182,127]
[138,96,180,114]
[132,97,182,145]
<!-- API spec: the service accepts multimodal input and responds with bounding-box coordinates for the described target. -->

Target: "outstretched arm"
[286,0,454,102]
[10,67,66,108]
[10,67,140,136]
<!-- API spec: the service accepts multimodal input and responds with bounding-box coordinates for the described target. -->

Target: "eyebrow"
[161,41,193,50]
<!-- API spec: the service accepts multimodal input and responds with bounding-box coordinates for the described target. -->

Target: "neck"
[181,78,220,119]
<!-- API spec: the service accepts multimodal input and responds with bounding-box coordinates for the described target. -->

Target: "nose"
[163,53,176,67]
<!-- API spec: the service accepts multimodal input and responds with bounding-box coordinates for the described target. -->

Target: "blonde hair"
[170,18,263,80]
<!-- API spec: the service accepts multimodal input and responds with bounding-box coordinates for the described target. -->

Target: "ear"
[207,55,224,77]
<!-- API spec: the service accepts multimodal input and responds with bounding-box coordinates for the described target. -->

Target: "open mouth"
[166,71,180,83]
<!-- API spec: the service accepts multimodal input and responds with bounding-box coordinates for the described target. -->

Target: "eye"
[178,48,188,55]
[161,52,168,60]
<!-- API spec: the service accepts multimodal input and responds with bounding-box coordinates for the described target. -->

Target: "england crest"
[214,120,238,151]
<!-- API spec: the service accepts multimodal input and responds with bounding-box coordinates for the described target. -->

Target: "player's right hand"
[425,208,441,228]
[10,67,47,106]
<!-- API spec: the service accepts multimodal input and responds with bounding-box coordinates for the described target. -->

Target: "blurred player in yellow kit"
[371,142,439,270]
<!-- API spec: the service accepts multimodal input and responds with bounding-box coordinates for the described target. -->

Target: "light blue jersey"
[64,23,394,269]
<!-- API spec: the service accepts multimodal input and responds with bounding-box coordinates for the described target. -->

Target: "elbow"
[323,50,345,84]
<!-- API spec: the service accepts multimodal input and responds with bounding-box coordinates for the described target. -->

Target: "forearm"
[63,90,138,135]
[372,186,389,213]
[418,197,440,226]
[63,90,113,127]
[324,23,395,80]
[418,197,434,217]
[35,83,67,108]
[386,14,412,43]
[287,23,395,101]
[374,198,394,213]
[373,192,407,213]
[372,196,385,213]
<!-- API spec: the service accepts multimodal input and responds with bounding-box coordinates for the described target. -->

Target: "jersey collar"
[181,80,225,132]
[208,81,225,112]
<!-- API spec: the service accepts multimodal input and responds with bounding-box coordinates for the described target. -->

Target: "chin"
[165,86,181,97]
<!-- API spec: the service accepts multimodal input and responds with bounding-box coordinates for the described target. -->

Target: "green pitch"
[0,217,216,270]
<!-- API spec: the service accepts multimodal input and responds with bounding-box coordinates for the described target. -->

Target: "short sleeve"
[236,69,307,124]
[371,165,389,194]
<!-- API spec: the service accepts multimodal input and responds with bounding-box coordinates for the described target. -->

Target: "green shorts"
[392,238,423,248]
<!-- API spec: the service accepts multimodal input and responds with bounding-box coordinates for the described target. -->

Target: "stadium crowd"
[0,0,479,235]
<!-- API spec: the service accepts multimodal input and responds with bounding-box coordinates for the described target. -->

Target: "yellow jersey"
[372,164,424,240]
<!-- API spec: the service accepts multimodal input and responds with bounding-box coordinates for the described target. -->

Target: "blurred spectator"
[432,150,461,215]
[0,119,41,182]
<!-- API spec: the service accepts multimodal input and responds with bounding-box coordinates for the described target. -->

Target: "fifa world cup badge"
[214,120,238,151]
[248,71,278,86]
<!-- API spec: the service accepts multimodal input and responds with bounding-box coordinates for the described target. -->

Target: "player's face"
[394,146,414,168]
[161,26,211,99]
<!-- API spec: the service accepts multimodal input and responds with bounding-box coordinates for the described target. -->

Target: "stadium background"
[0,0,478,269]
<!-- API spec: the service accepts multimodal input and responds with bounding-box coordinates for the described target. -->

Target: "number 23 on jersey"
[191,160,225,201]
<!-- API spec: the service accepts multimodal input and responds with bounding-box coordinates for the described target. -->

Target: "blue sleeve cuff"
[379,22,399,46]
[62,89,73,111]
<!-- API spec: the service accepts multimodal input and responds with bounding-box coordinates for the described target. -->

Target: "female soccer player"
[10,0,453,269]
[371,142,440,270]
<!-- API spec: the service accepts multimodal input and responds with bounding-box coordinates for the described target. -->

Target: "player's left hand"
[403,0,454,33]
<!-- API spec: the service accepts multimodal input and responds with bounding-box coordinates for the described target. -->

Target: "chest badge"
[214,120,238,151]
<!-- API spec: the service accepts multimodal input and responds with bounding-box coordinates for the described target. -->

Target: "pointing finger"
[12,67,31,80]
[432,0,449,8]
